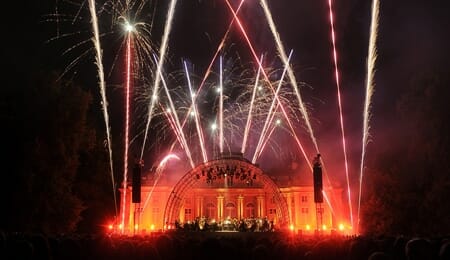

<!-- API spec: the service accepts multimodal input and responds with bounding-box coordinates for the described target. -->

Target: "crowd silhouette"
[1,229,449,260]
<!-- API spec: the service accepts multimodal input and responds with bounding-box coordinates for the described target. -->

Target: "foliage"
[0,71,114,234]
[362,69,450,236]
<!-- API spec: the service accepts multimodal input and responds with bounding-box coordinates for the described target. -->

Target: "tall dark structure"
[313,154,323,203]
[132,160,142,203]
[313,154,324,234]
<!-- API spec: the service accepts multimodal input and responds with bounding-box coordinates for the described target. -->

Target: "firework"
[141,0,178,160]
[184,61,207,165]
[358,0,380,234]
[52,0,382,236]
[253,50,293,163]
[242,55,264,154]
[326,0,353,229]
[142,153,180,211]
[260,0,319,154]
[224,0,311,169]
[88,0,117,217]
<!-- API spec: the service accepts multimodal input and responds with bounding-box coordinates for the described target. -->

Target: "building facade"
[119,154,345,234]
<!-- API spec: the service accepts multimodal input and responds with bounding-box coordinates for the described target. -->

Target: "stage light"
[306,224,311,230]
[339,223,345,231]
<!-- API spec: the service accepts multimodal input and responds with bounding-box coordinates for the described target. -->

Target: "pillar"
[257,195,265,218]
[196,196,204,217]
[237,195,244,219]
[217,195,224,221]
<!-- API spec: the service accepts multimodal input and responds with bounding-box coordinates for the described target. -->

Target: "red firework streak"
[121,32,133,232]
[224,0,311,170]
[327,0,354,229]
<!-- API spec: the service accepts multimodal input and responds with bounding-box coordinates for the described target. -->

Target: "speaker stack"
[313,154,323,203]
[132,161,142,203]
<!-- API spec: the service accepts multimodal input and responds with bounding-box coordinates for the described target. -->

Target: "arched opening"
[206,202,216,219]
[246,203,255,218]
[225,202,236,218]
[163,156,289,229]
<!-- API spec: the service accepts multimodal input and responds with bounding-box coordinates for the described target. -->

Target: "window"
[206,203,216,218]
[225,202,236,218]
[301,196,308,203]
[269,208,276,215]
[246,203,255,218]
[317,208,324,214]
[185,208,192,215]
[301,208,309,214]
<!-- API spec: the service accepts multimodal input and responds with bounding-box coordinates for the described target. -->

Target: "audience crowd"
[1,229,449,260]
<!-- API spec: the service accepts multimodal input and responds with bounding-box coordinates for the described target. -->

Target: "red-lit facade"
[119,154,346,234]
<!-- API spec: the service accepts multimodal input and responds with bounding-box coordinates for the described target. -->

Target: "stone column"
[196,196,204,217]
[217,195,224,221]
[237,195,244,219]
[257,195,265,218]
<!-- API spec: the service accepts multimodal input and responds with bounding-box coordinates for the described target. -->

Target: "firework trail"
[358,0,379,233]
[139,60,193,166]
[142,154,180,211]
[259,0,319,154]
[163,107,185,151]
[224,0,311,170]
[219,56,224,154]
[242,55,263,154]
[174,0,245,142]
[322,190,335,216]
[253,50,293,163]
[120,30,133,231]
[258,0,339,216]
[196,0,245,95]
[184,61,208,164]
[326,0,353,229]
[141,0,178,161]
[157,58,195,168]
[257,116,280,160]
[88,0,117,217]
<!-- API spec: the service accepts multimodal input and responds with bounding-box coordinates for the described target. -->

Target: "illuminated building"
[118,153,345,234]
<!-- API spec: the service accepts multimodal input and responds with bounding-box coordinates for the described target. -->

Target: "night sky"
[1,0,450,235]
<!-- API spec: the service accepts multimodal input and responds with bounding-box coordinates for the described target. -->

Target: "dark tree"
[0,71,114,234]
[361,167,399,236]
[362,69,450,236]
